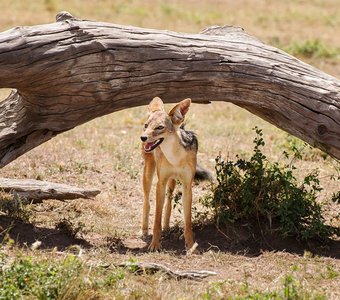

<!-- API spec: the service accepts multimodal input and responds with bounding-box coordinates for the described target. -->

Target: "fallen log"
[0,178,100,202]
[0,11,339,166]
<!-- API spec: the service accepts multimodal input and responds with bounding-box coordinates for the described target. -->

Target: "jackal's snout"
[140,135,147,142]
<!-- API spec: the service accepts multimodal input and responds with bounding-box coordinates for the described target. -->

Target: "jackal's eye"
[156,125,165,130]
[144,123,148,129]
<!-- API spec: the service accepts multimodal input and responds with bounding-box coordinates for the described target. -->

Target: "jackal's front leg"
[149,178,166,251]
[142,153,155,236]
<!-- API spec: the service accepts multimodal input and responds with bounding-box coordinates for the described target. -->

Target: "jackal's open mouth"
[144,138,164,152]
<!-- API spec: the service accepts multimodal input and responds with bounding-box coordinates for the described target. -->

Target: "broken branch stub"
[0,11,339,166]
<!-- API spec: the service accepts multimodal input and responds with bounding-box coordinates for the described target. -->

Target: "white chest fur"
[159,134,186,166]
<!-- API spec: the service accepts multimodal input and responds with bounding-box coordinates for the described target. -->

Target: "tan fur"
[141,97,196,251]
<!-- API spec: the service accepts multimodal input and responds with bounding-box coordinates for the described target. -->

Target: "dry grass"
[0,0,339,299]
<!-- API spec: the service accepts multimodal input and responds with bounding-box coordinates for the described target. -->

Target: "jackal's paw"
[148,240,161,252]
[186,241,198,255]
[140,229,149,238]
[185,237,195,251]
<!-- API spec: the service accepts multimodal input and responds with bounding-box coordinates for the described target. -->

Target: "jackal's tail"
[194,164,213,182]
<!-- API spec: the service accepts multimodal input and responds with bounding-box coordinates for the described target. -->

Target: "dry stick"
[117,261,217,280]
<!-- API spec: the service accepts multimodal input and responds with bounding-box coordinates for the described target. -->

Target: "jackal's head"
[140,97,191,152]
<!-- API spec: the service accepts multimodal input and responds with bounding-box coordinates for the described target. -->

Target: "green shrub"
[0,192,32,223]
[201,127,339,241]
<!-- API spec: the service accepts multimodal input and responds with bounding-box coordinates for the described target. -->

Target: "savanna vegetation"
[0,0,339,299]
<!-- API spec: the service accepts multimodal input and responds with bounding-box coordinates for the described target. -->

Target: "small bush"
[55,218,87,239]
[201,127,339,241]
[0,192,33,223]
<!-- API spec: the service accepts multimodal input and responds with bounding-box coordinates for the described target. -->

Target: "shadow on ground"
[193,223,340,259]
[108,222,340,259]
[1,216,339,259]
[0,216,91,250]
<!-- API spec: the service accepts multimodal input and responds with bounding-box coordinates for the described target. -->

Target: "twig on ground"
[117,261,217,280]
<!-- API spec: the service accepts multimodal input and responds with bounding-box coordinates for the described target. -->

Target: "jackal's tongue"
[143,138,163,152]
[144,141,157,151]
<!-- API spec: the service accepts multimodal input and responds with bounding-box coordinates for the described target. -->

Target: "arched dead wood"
[0,11,339,167]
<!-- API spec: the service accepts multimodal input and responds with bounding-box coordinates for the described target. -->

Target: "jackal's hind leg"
[163,178,176,231]
[182,181,194,251]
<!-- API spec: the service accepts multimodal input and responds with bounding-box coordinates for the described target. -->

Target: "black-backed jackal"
[140,97,211,251]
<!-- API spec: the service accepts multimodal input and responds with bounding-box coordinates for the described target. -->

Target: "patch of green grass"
[0,251,132,300]
[200,273,327,300]
[321,265,339,280]
[281,134,328,161]
[286,39,339,59]
[0,254,83,299]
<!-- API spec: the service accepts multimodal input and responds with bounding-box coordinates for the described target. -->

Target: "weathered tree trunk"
[0,11,339,166]
[0,178,100,202]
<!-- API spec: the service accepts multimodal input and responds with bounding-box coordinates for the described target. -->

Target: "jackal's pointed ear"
[168,98,191,125]
[148,97,165,114]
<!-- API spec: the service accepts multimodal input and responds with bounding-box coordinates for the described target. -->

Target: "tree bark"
[0,11,339,166]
